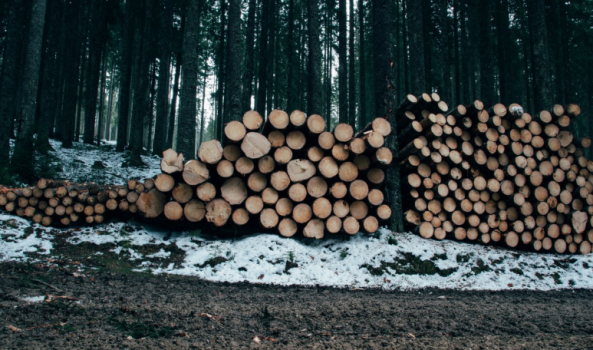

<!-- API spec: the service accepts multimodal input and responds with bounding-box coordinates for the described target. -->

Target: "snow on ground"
[1,214,592,291]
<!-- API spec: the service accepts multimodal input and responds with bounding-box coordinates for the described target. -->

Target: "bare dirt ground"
[1,262,592,349]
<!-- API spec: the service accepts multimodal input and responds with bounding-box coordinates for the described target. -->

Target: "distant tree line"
[0,0,592,182]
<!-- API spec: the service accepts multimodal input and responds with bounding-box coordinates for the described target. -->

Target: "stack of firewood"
[0,110,393,239]
[400,93,593,254]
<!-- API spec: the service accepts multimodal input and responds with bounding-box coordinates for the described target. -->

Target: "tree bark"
[478,1,495,107]
[527,0,553,112]
[348,0,356,126]
[307,0,323,115]
[223,0,242,124]
[338,0,347,123]
[357,0,366,132]
[153,0,173,155]
[241,0,257,112]
[116,0,136,152]
[405,0,425,94]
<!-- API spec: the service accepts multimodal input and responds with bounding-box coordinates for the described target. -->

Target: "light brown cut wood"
[205,198,233,227]
[274,146,293,164]
[368,189,385,206]
[154,173,175,192]
[313,197,332,219]
[261,188,279,205]
[223,144,242,161]
[329,182,347,199]
[372,118,392,137]
[276,198,293,217]
[198,139,224,164]
[288,183,308,202]
[278,217,298,237]
[196,182,217,202]
[160,149,185,174]
[319,156,339,178]
[307,176,328,198]
[334,123,354,142]
[268,130,286,147]
[224,120,247,142]
[268,109,290,130]
[375,147,393,165]
[164,201,184,221]
[171,183,192,204]
[554,238,567,254]
[307,114,326,134]
[243,110,264,130]
[260,208,279,229]
[136,189,167,219]
[216,159,235,178]
[365,131,385,148]
[270,171,291,191]
[181,160,209,186]
[242,132,272,159]
[343,216,360,235]
[302,218,324,239]
[184,199,205,222]
[293,203,313,224]
[572,211,588,234]
[245,195,264,215]
[362,216,379,233]
[331,143,350,161]
[367,168,385,185]
[286,131,306,150]
[221,177,248,205]
[235,157,255,175]
[307,146,324,162]
[349,138,366,154]
[232,207,250,225]
[349,180,369,200]
[325,216,342,234]
[338,162,358,182]
[248,172,268,192]
[287,159,317,182]
[350,201,369,220]
[377,205,392,220]
[290,110,307,127]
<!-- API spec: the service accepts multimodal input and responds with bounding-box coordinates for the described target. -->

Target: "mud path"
[0,262,591,349]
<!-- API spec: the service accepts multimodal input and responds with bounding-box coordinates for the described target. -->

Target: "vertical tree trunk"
[527,0,552,112]
[348,0,356,126]
[357,0,366,132]
[266,0,276,115]
[176,0,200,158]
[116,0,135,152]
[0,0,27,168]
[242,0,257,112]
[405,0,425,94]
[453,0,461,103]
[83,2,105,145]
[256,0,269,116]
[307,0,323,115]
[199,73,207,145]
[421,0,432,90]
[11,0,47,180]
[325,0,334,123]
[153,0,173,155]
[167,53,182,149]
[96,52,107,144]
[129,0,154,165]
[146,62,158,150]
[105,64,116,141]
[372,0,403,232]
[496,0,511,105]
[338,0,347,123]
[224,0,242,124]
[215,0,227,139]
[478,1,495,106]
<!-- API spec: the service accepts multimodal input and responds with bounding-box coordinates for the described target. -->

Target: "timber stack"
[399,93,593,255]
[0,109,393,239]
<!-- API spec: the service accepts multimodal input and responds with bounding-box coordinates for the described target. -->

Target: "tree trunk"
[116,0,136,152]
[478,1,495,107]
[176,0,201,159]
[373,0,403,232]
[11,0,47,181]
[338,0,347,123]
[242,0,257,112]
[223,0,242,124]
[215,0,227,139]
[167,52,182,149]
[266,0,276,115]
[152,0,173,155]
[256,0,269,116]
[527,0,553,112]
[307,0,323,115]
[348,0,356,126]
[96,51,107,144]
[357,0,366,132]
[405,0,425,94]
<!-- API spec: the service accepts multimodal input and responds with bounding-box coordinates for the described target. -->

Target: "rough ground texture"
[0,262,592,349]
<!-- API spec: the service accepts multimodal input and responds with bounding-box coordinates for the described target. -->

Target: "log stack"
[400,93,593,254]
[0,109,393,240]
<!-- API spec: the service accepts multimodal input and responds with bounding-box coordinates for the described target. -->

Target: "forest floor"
[1,140,593,348]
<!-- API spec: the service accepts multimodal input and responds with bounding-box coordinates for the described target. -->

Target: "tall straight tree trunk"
[496,0,511,105]
[527,0,552,112]
[146,62,158,150]
[176,0,200,158]
[307,0,323,115]
[286,0,296,112]
[224,0,242,124]
[96,52,107,143]
[372,0,403,232]
[256,0,269,116]
[338,0,347,123]
[357,0,365,131]
[242,0,257,112]
[325,0,334,122]
[153,0,173,155]
[53,3,68,141]
[199,72,207,145]
[11,0,47,180]
[0,0,27,168]
[129,0,154,165]
[421,0,432,90]
[167,53,182,149]
[453,0,461,103]
[116,0,135,152]
[348,0,356,126]
[402,0,409,94]
[405,0,425,94]
[478,1,495,106]
[215,0,227,138]
[266,0,276,114]
[105,64,116,141]
[60,0,82,149]
[83,2,105,145]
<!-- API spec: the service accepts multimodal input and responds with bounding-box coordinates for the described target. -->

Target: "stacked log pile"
[400,93,593,254]
[0,110,393,239]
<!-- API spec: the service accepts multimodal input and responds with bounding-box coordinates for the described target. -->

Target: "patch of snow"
[20,296,45,303]
[146,249,171,258]
[0,215,53,261]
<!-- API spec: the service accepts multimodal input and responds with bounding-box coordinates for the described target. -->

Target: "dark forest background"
[0,0,592,182]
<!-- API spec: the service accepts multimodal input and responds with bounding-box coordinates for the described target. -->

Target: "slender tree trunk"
[167,53,182,149]
[0,0,27,168]
[348,0,356,126]
[405,0,425,94]
[527,0,552,112]
[83,2,105,145]
[96,52,107,143]
[53,4,68,141]
[146,62,157,150]
[372,0,403,232]
[402,0,409,94]
[357,0,366,132]
[215,0,227,138]
[105,64,116,141]
[224,0,242,124]
[286,0,296,112]
[421,0,432,91]
[129,0,154,165]
[307,0,323,115]
[153,0,172,155]
[199,72,207,145]
[116,0,135,152]
[176,0,201,158]
[454,0,461,103]
[11,0,47,180]
[242,0,257,112]
[478,1,495,106]
[496,0,511,105]
[325,0,334,122]
[338,0,347,123]
[256,0,269,116]
[266,0,276,115]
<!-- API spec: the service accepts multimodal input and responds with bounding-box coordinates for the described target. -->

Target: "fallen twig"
[31,279,63,292]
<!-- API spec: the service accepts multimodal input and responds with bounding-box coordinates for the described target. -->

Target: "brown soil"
[0,261,592,349]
